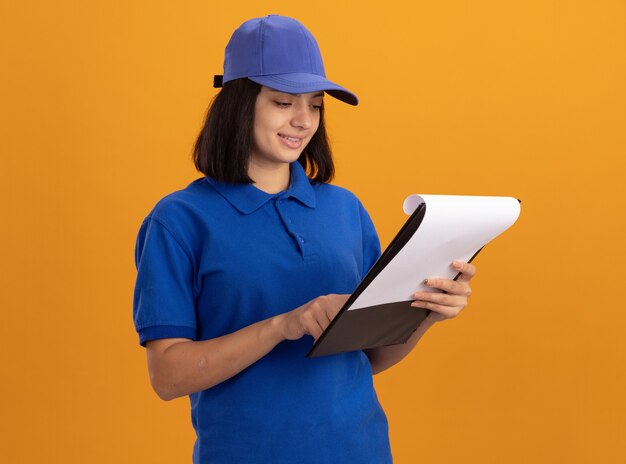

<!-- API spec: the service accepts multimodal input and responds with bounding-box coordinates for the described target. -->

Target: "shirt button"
[299,237,305,243]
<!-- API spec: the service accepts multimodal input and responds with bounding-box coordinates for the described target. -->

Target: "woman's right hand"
[146,294,349,399]
[275,294,350,342]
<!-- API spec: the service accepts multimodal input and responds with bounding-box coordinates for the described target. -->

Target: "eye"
[274,101,291,107]
[311,104,323,111]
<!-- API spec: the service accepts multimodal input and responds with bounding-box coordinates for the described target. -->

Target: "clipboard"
[306,194,521,358]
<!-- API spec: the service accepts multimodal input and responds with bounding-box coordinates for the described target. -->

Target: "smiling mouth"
[278,133,304,148]
[278,134,302,142]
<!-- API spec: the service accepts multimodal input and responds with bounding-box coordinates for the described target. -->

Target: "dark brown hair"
[193,78,334,184]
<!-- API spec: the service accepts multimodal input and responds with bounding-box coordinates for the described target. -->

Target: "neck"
[247,159,291,194]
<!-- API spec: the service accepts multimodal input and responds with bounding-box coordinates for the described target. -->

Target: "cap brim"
[248,73,358,106]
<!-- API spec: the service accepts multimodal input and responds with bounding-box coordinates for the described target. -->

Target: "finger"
[332,294,351,306]
[324,305,339,324]
[411,300,463,319]
[308,322,324,341]
[413,291,467,307]
[302,311,324,340]
[321,294,348,324]
[423,278,472,297]
[312,311,329,334]
[452,261,477,283]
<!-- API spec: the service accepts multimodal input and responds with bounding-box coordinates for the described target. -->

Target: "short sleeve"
[357,201,381,278]
[133,217,198,347]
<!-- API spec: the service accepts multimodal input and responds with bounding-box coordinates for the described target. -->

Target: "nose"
[290,103,313,130]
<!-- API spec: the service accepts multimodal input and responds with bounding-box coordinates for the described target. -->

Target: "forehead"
[262,87,324,98]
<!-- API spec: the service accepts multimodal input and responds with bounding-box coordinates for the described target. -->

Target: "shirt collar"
[205,162,316,215]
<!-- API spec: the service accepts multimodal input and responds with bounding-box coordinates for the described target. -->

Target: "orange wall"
[1,1,625,463]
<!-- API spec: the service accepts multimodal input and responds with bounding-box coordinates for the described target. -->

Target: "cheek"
[307,121,320,143]
[252,116,274,149]
[251,122,261,148]
[254,109,281,137]
[312,112,321,132]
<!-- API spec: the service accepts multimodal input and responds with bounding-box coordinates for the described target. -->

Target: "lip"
[277,133,304,149]
[278,133,304,141]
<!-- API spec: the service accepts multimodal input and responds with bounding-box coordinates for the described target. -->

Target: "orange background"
[1,1,625,463]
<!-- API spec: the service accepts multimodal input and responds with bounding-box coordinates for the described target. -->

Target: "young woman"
[133,14,476,464]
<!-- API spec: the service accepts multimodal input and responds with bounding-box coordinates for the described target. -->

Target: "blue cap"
[214,15,358,106]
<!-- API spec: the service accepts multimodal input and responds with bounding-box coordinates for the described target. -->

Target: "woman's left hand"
[411,260,477,324]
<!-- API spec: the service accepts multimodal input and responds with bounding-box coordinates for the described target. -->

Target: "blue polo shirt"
[133,162,392,463]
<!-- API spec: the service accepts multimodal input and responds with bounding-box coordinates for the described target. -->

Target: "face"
[250,86,324,170]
